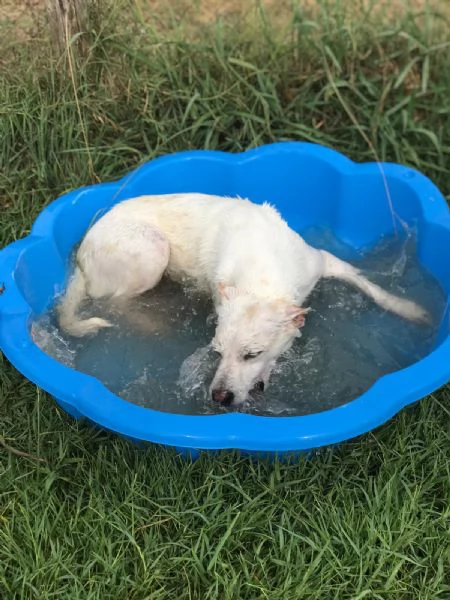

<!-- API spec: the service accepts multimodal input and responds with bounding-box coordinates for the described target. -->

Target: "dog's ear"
[286,306,310,328]
[218,283,238,301]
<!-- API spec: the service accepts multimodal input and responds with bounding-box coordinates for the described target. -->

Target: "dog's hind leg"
[58,221,170,336]
[320,250,429,323]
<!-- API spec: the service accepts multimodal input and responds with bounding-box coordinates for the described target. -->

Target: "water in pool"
[32,228,446,416]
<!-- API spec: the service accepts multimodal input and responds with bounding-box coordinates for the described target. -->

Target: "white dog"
[58,193,428,406]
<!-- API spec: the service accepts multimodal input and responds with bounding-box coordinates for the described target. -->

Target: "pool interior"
[32,227,447,417]
[11,152,450,419]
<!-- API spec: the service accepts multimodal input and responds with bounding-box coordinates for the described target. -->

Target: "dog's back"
[105,194,311,296]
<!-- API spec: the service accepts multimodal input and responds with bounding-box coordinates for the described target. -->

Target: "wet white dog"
[58,193,428,406]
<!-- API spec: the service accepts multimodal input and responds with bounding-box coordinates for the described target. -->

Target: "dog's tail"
[321,250,430,323]
[57,267,112,337]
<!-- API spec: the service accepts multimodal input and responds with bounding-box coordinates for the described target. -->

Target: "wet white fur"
[58,193,428,405]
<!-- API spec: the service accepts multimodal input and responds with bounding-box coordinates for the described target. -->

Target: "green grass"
[1,1,449,598]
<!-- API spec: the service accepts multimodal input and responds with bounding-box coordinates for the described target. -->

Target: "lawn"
[0,1,449,598]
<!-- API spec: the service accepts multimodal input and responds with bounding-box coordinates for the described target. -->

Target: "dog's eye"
[243,351,263,361]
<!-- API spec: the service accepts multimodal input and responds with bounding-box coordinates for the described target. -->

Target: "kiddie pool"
[1,142,449,458]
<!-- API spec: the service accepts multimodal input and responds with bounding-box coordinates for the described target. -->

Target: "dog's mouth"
[211,381,265,409]
[252,381,265,393]
[248,380,265,400]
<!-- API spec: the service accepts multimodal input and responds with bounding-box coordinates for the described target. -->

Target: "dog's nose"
[212,389,235,405]
[254,381,265,392]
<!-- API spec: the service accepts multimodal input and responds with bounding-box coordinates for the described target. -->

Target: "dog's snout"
[254,381,265,392]
[212,389,235,405]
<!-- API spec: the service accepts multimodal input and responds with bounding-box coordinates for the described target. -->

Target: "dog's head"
[210,285,309,406]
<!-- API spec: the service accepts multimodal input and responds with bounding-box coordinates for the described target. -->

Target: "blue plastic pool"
[1,142,449,458]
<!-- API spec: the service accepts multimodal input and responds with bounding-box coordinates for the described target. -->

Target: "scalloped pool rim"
[0,142,449,455]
